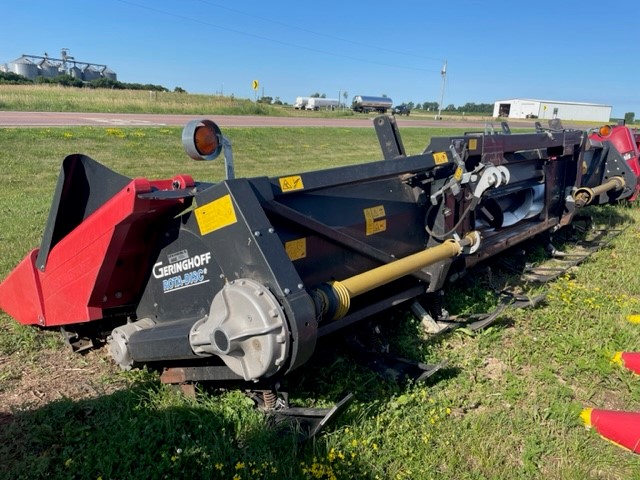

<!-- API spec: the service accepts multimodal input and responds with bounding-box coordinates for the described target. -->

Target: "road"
[0,111,525,129]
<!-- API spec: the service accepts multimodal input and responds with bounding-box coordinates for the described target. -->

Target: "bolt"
[254,231,261,237]
[284,288,291,295]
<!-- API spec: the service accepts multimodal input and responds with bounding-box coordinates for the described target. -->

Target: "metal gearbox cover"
[190,278,289,381]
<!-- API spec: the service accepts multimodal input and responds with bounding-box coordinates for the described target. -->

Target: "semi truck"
[293,96,310,109]
[351,95,393,113]
[305,98,339,111]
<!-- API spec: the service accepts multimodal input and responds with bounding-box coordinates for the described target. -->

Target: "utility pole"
[437,60,447,120]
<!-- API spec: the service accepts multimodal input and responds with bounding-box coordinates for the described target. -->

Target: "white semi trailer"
[305,98,340,111]
[293,97,310,109]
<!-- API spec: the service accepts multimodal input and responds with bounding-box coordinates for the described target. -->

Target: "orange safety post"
[612,351,640,375]
[581,408,640,453]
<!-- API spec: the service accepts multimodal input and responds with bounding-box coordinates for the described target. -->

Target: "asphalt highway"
[0,111,527,129]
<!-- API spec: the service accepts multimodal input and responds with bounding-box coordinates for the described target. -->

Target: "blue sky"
[1,0,638,117]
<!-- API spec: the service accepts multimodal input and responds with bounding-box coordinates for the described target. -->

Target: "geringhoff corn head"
[0,117,637,427]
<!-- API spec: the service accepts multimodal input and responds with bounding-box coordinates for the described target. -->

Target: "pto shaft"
[317,232,480,320]
[573,176,625,207]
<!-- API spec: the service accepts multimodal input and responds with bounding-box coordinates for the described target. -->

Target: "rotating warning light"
[598,125,612,137]
[182,119,223,161]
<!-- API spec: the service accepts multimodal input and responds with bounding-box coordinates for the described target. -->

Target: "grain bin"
[82,65,100,81]
[101,67,117,81]
[70,65,83,80]
[9,56,38,80]
[38,59,60,78]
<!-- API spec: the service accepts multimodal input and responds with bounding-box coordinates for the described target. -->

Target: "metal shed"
[493,99,611,122]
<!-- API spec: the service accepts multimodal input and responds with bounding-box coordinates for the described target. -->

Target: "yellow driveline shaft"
[328,232,479,320]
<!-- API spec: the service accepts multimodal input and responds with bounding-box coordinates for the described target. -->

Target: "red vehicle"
[588,124,640,200]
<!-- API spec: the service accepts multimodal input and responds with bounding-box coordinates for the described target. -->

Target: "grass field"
[0,84,283,115]
[0,84,495,121]
[1,123,640,480]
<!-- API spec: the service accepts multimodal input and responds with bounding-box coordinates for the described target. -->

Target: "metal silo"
[38,59,60,78]
[82,65,100,81]
[101,67,117,81]
[70,65,83,80]
[10,56,38,81]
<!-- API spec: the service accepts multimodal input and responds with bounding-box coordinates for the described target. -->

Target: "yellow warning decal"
[194,194,237,235]
[433,152,448,165]
[285,238,307,261]
[468,138,478,150]
[279,175,304,192]
[454,166,463,182]
[364,205,387,236]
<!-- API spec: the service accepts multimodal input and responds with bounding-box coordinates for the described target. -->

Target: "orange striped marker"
[581,408,640,453]
[612,352,640,375]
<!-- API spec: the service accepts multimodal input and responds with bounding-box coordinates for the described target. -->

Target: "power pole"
[437,60,447,120]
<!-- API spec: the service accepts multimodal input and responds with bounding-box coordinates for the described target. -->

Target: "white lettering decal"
[152,252,212,280]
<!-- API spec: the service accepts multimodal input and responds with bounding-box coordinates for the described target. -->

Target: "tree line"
[0,71,177,92]
[402,101,494,113]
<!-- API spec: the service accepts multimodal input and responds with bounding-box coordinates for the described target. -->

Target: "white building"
[493,99,611,122]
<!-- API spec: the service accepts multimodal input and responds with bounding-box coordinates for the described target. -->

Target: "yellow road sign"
[252,79,259,90]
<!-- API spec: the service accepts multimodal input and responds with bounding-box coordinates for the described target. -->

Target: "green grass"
[1,126,640,479]
[0,84,282,115]
[0,84,495,121]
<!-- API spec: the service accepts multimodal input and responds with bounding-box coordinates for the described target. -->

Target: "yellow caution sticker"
[279,175,304,192]
[454,166,463,182]
[433,152,448,165]
[194,194,237,235]
[468,138,478,150]
[285,237,307,261]
[364,205,387,236]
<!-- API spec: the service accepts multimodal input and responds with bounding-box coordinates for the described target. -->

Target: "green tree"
[37,74,83,88]
[0,71,33,84]
[422,102,438,111]
[625,112,635,124]
[457,102,493,113]
[88,77,123,89]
